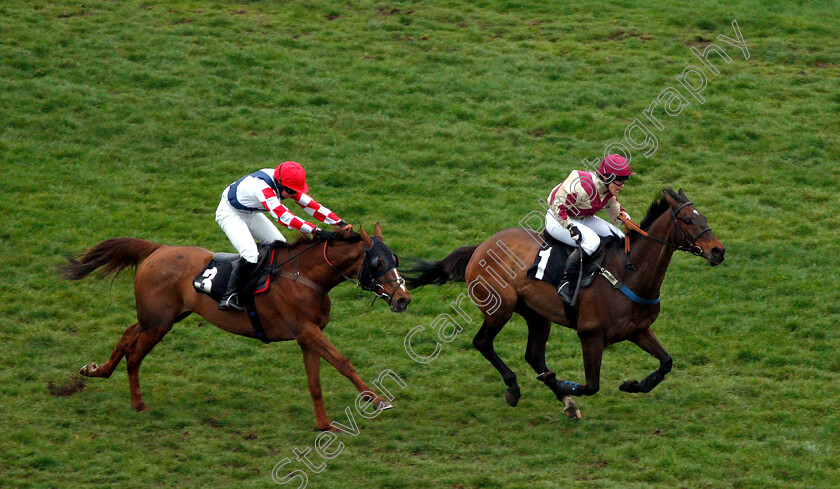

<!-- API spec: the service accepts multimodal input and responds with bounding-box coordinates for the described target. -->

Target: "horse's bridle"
[323,240,405,307]
[669,201,712,257]
[621,200,712,259]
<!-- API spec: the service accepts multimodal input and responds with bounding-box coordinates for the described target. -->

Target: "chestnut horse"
[61,223,411,430]
[405,189,724,419]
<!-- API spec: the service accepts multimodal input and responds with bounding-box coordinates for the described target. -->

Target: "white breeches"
[545,212,624,256]
[215,189,286,263]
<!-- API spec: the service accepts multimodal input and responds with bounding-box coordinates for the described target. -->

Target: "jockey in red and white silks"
[216,162,346,263]
[214,161,351,311]
[546,155,635,303]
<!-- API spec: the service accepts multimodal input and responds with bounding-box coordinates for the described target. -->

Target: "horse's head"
[357,222,412,312]
[663,189,725,266]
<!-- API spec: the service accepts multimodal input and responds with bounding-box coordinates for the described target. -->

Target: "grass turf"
[1,1,838,488]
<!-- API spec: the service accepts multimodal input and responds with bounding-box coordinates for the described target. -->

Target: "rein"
[266,236,404,307]
[322,241,358,284]
[269,240,324,274]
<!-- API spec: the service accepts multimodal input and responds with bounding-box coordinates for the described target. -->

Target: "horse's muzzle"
[393,296,411,313]
[708,246,725,266]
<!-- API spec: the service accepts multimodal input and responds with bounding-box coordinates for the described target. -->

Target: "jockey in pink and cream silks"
[215,161,352,311]
[545,154,635,304]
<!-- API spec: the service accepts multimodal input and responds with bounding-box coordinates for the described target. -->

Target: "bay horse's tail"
[60,238,163,281]
[404,245,479,289]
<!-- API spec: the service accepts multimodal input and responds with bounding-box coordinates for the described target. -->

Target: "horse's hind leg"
[124,325,173,411]
[472,311,521,407]
[518,306,581,419]
[79,323,141,378]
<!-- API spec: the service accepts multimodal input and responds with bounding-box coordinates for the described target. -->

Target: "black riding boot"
[218,259,256,311]
[557,248,583,304]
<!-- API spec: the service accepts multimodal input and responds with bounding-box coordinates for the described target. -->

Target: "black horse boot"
[556,248,583,304]
[218,259,256,311]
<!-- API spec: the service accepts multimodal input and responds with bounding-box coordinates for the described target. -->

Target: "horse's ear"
[373,221,383,240]
[662,188,679,203]
[678,188,687,199]
[359,224,373,248]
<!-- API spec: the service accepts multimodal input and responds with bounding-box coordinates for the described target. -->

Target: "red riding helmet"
[274,161,309,194]
[597,154,635,182]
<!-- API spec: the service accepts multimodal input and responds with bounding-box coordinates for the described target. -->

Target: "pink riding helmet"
[597,154,635,181]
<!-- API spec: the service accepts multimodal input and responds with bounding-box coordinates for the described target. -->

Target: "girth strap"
[277,270,327,296]
[240,294,271,344]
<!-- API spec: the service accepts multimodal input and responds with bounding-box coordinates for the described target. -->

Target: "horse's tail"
[404,245,479,289]
[60,238,164,281]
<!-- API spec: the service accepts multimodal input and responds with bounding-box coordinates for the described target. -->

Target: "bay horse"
[61,223,410,430]
[405,189,725,419]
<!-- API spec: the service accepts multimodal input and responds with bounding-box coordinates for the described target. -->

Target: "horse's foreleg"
[124,325,172,411]
[620,328,672,394]
[472,315,519,407]
[297,327,390,412]
[80,323,141,378]
[576,334,604,396]
[297,341,332,431]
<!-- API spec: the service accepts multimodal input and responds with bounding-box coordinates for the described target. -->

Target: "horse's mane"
[603,188,685,251]
[269,231,363,251]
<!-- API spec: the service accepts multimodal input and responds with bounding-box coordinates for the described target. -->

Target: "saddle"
[192,244,277,302]
[526,231,607,289]
[193,243,284,343]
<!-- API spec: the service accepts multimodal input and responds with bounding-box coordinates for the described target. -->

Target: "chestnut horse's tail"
[60,238,163,281]
[404,245,479,289]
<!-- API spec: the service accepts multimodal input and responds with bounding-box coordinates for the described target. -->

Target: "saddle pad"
[526,231,601,288]
[193,259,234,301]
[526,242,569,287]
[192,244,278,301]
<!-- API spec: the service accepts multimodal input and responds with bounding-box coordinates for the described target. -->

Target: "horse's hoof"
[619,380,640,393]
[374,400,393,411]
[79,363,98,377]
[505,387,520,407]
[562,396,582,420]
[133,402,147,412]
[564,406,582,420]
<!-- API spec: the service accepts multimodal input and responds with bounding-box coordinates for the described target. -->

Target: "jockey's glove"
[314,227,337,242]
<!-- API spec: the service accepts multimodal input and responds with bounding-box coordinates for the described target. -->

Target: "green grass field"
[2,1,839,487]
